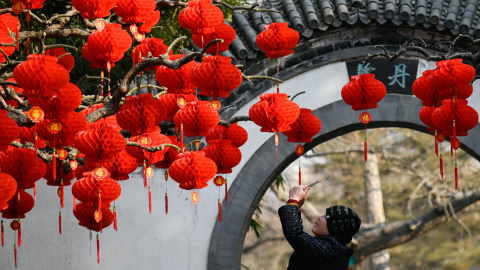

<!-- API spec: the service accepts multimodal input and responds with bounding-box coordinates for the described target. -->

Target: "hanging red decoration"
[83,149,139,181]
[0,11,21,34]
[43,159,76,186]
[132,38,171,71]
[203,139,242,174]
[71,0,117,20]
[341,74,387,111]
[158,93,198,121]
[256,23,300,59]
[9,0,45,10]
[36,112,87,148]
[174,101,220,137]
[0,33,14,63]
[178,0,224,35]
[18,126,46,148]
[154,135,181,169]
[126,129,172,165]
[412,70,444,107]
[281,108,322,143]
[73,202,113,232]
[192,23,236,54]
[0,172,17,210]
[0,148,46,189]
[29,83,82,120]
[168,151,217,190]
[113,0,156,25]
[249,93,300,133]
[44,47,75,72]
[431,99,478,137]
[156,55,198,95]
[189,55,243,98]
[430,59,476,99]
[116,93,167,135]
[72,170,121,210]
[0,110,19,151]
[82,43,115,70]
[13,54,70,99]
[74,120,126,164]
[138,10,160,34]
[206,122,248,148]
[1,190,35,219]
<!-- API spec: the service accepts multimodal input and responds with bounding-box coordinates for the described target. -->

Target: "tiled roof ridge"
[225,0,480,61]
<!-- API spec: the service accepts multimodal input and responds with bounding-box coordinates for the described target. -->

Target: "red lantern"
[27,106,44,122]
[281,108,322,143]
[44,47,75,72]
[113,0,156,25]
[13,54,70,99]
[0,33,14,63]
[249,93,301,133]
[139,10,160,34]
[71,0,117,20]
[87,149,139,181]
[126,129,172,165]
[256,23,300,58]
[412,70,444,107]
[206,122,248,148]
[72,171,121,206]
[74,121,126,164]
[419,106,440,133]
[341,74,387,111]
[154,135,181,169]
[213,175,225,186]
[0,12,21,35]
[0,110,20,151]
[168,151,217,190]
[73,203,113,232]
[192,23,236,54]
[174,101,220,137]
[44,159,76,186]
[28,83,83,120]
[82,42,116,69]
[189,55,243,98]
[430,59,476,99]
[159,93,198,121]
[156,55,198,95]
[1,190,34,219]
[36,111,87,148]
[431,99,478,137]
[178,0,223,35]
[9,0,45,9]
[18,126,46,148]
[0,172,17,210]
[132,38,170,70]
[116,93,167,135]
[203,139,242,174]
[0,148,46,189]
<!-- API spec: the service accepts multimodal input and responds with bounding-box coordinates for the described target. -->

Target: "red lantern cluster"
[36,112,87,148]
[189,55,243,98]
[256,23,300,59]
[28,83,83,120]
[281,108,322,143]
[249,93,300,133]
[174,101,220,137]
[192,23,236,54]
[132,38,170,70]
[158,93,198,121]
[168,151,217,190]
[431,99,478,137]
[71,0,117,20]
[203,139,242,174]
[178,0,223,35]
[206,122,248,148]
[126,128,171,165]
[113,0,156,25]
[156,55,198,95]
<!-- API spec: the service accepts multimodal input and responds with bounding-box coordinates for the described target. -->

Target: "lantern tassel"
[435,130,438,157]
[17,219,21,247]
[59,211,62,235]
[218,199,222,222]
[143,161,148,188]
[34,183,36,199]
[113,206,118,231]
[34,131,38,158]
[14,244,17,268]
[97,234,100,264]
[180,124,184,152]
[440,153,444,179]
[149,186,152,214]
[52,150,56,182]
[60,182,64,208]
[165,193,168,214]
[225,179,228,202]
[364,136,368,162]
[1,220,4,246]
[73,196,76,211]
[455,162,458,190]
[453,120,456,143]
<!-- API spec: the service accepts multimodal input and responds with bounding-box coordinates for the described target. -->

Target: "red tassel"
[143,161,148,188]
[34,183,36,199]
[14,244,17,268]
[453,120,456,142]
[52,150,56,182]
[218,199,222,222]
[165,193,168,214]
[34,131,38,158]
[298,166,301,186]
[455,163,458,190]
[59,212,62,235]
[60,182,64,208]
[1,220,4,246]
[180,124,184,152]
[98,191,101,213]
[97,234,100,264]
[17,219,21,247]
[225,180,228,202]
[149,187,152,214]
[440,154,444,179]
[113,206,117,231]
[73,196,76,211]
[435,131,438,157]
[364,137,368,162]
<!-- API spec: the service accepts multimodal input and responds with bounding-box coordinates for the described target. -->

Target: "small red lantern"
[178,0,224,35]
[282,108,322,143]
[206,123,248,148]
[341,74,387,111]
[168,151,217,190]
[44,47,75,72]
[158,93,198,121]
[46,121,63,134]
[71,0,117,20]
[203,139,242,174]
[156,55,198,95]
[36,112,87,148]
[249,93,300,133]
[27,107,45,122]
[139,10,160,34]
[113,0,156,25]
[57,148,68,160]
[192,23,236,54]
[174,101,220,137]
[213,175,226,186]
[126,129,172,165]
[70,159,79,171]
[73,203,113,232]
[256,23,300,58]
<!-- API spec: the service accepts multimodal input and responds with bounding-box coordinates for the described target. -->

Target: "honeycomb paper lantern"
[174,101,220,137]
[412,70,443,107]
[44,160,76,186]
[206,122,248,148]
[126,129,171,165]
[202,139,241,174]
[281,108,322,143]
[168,151,217,190]
[155,55,197,94]
[72,171,121,205]
[82,42,116,69]
[1,190,34,219]
[430,59,476,98]
[158,93,198,121]
[0,172,17,210]
[0,110,20,151]
[419,106,439,133]
[132,38,170,71]
[192,23,236,54]
[431,99,478,137]
[18,126,47,148]
[73,202,113,232]
[79,103,121,132]
[178,0,223,35]
[0,148,46,189]
[189,55,243,98]
[256,23,300,58]
[71,0,117,20]
[113,0,156,25]
[36,111,87,148]
[249,93,300,133]
[44,47,75,72]
[86,149,139,181]
[0,11,21,34]
[341,74,387,111]
[28,83,83,120]
[139,10,160,33]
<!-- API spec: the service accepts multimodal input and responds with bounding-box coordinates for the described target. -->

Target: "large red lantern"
[36,111,87,148]
[72,170,121,206]
[44,47,75,72]
[192,23,236,54]
[168,151,217,190]
[430,59,476,99]
[74,121,126,164]
[159,93,198,121]
[282,108,322,143]
[0,33,14,63]
[178,0,223,35]
[1,190,34,219]
[341,74,386,111]
[249,93,300,133]
[203,139,242,174]
[28,83,82,120]
[189,55,243,98]
[113,0,156,25]
[116,93,167,135]
[126,129,171,165]
[156,55,198,94]
[132,38,170,70]
[13,54,70,99]
[73,203,113,232]
[154,135,181,169]
[174,101,220,137]
[256,23,300,58]
[0,172,17,210]
[139,10,160,34]
[71,0,117,20]
[431,99,478,137]
[0,110,20,151]
[0,148,46,189]
[206,122,248,148]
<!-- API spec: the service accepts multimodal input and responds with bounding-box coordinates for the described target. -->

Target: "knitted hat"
[325,205,362,244]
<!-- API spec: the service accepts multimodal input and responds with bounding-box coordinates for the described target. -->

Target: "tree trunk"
[364,153,391,270]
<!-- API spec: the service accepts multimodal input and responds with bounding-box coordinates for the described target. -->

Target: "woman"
[278,185,362,269]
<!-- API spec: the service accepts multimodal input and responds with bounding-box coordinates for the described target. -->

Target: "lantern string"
[34,183,36,199]
[275,133,279,161]
[455,150,458,190]
[452,120,456,156]
[100,70,104,96]
[60,180,64,208]
[276,58,280,94]
[26,10,30,56]
[73,196,76,211]
[298,155,301,185]
[364,122,368,162]
[52,149,57,182]
[89,231,92,254]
